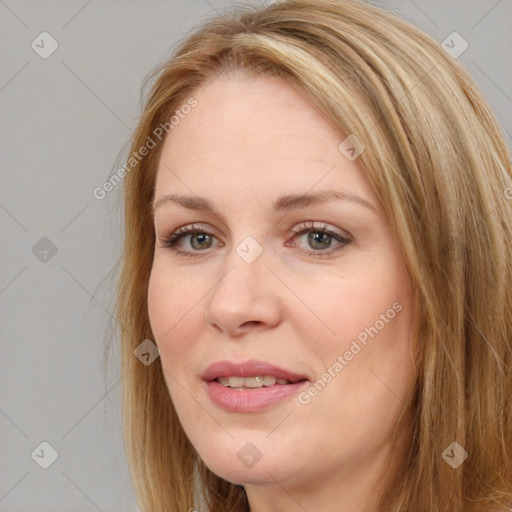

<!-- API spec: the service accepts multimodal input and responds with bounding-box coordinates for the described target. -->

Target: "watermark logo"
[338,134,365,161]
[237,442,263,468]
[31,441,59,469]
[441,441,468,469]
[441,32,468,59]
[236,236,263,263]
[32,236,58,263]
[31,32,59,59]
[134,339,160,365]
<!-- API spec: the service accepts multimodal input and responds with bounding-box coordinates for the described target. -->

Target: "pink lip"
[202,359,309,413]
[202,359,309,382]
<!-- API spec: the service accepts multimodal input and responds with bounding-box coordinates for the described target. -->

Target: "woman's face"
[148,71,416,506]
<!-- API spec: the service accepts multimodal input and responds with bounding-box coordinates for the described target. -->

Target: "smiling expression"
[147,70,417,498]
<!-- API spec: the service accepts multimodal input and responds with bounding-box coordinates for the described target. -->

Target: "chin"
[203,457,286,487]
[195,436,302,487]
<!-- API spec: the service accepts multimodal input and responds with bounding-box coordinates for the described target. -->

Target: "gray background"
[1,0,510,510]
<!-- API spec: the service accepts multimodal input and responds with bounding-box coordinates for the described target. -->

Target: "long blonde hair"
[114,1,512,510]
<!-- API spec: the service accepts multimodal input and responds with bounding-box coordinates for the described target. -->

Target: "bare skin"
[148,70,416,512]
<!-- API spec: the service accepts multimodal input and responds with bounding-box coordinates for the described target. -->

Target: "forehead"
[155,72,376,205]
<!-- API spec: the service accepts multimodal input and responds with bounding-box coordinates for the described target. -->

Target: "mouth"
[202,360,310,412]
[215,375,305,390]
[202,359,309,386]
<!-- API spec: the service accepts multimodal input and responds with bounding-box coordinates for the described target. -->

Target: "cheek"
[147,267,208,420]
[293,261,415,404]
[291,265,408,347]
[147,263,204,358]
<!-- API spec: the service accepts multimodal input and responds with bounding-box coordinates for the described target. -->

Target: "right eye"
[158,224,221,257]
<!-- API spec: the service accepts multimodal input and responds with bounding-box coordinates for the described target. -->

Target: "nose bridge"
[211,235,268,304]
[203,234,281,333]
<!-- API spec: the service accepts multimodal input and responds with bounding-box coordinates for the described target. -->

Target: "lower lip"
[205,380,308,412]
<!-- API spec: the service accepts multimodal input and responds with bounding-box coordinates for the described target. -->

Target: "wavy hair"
[114,0,512,510]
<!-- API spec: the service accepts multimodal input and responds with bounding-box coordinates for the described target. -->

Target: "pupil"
[192,233,211,250]
[308,232,331,249]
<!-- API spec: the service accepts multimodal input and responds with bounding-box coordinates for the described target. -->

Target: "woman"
[115,0,512,510]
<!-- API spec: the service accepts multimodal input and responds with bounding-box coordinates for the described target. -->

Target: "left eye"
[158,221,352,257]
[288,222,352,256]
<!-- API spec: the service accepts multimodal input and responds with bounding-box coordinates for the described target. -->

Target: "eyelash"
[158,222,352,259]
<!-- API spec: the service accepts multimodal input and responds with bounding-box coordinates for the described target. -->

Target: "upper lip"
[202,359,310,383]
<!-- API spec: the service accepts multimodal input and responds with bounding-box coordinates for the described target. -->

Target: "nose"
[203,244,282,337]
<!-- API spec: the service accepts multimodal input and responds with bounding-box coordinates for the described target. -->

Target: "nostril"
[241,321,263,328]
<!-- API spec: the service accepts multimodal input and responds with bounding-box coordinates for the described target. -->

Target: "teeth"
[263,376,278,386]
[219,376,244,387]
[217,375,291,388]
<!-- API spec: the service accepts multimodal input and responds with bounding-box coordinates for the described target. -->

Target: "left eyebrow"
[152,189,376,214]
[273,190,376,213]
